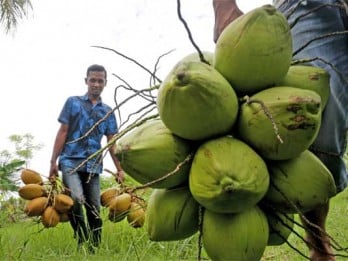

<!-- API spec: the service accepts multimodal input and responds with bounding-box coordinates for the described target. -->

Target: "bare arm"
[49,123,68,179]
[107,134,125,183]
[213,0,243,42]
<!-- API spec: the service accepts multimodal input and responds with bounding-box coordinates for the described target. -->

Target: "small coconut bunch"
[18,168,74,228]
[101,186,146,228]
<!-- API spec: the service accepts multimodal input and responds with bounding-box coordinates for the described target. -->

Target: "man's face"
[85,71,107,97]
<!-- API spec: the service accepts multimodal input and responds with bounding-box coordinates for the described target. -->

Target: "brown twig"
[176,0,210,65]
[131,153,193,191]
[287,4,343,29]
[92,45,162,83]
[67,115,159,175]
[268,180,348,256]
[197,205,204,261]
[151,49,175,86]
[241,96,284,144]
[66,84,158,145]
[291,57,348,86]
[293,31,348,57]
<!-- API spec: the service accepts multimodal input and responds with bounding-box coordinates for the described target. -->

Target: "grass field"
[0,188,347,261]
[0,187,348,261]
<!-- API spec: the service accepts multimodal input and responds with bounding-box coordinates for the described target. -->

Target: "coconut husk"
[108,209,128,223]
[18,184,47,200]
[24,197,48,217]
[101,187,120,207]
[202,206,269,261]
[58,212,70,223]
[20,169,43,185]
[263,150,336,213]
[115,119,193,189]
[146,187,199,241]
[41,206,60,228]
[53,193,74,213]
[127,202,145,228]
[108,193,131,213]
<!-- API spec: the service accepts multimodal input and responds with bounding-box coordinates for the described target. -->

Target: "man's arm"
[107,134,125,183]
[213,0,243,42]
[49,123,68,180]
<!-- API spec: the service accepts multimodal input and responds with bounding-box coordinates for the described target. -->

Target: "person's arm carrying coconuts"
[213,0,243,42]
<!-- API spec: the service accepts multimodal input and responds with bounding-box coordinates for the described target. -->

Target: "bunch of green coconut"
[114,4,336,260]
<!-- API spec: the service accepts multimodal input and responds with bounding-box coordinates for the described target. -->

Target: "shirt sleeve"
[105,110,118,136]
[58,97,73,124]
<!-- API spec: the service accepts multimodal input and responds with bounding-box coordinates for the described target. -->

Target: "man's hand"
[115,169,125,184]
[213,0,243,42]
[49,162,59,182]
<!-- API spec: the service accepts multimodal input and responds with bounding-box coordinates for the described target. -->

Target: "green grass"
[1,189,347,261]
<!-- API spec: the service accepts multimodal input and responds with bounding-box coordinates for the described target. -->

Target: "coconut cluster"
[114,4,337,260]
[19,169,74,228]
[100,187,146,228]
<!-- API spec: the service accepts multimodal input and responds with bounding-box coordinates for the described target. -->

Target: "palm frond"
[0,0,32,33]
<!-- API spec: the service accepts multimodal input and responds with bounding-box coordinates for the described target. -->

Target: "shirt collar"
[83,93,102,104]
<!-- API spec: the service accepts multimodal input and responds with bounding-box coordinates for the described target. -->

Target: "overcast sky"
[0,0,272,177]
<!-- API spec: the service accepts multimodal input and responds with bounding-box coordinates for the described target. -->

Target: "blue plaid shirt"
[58,94,118,174]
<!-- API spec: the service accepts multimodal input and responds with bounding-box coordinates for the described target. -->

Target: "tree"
[8,133,43,168]
[0,159,25,200]
[0,160,26,224]
[0,133,42,196]
[0,0,32,33]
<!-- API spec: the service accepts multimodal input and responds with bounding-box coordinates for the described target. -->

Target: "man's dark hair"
[86,64,107,79]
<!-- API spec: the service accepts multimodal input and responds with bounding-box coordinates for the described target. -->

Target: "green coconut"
[263,150,337,214]
[180,50,214,65]
[238,86,322,160]
[202,206,269,261]
[157,60,239,141]
[263,208,294,246]
[214,4,292,94]
[146,186,199,241]
[115,119,192,188]
[189,135,269,213]
[277,65,330,110]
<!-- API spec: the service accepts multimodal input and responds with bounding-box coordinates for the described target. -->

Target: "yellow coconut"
[41,206,60,228]
[24,196,48,217]
[108,193,132,213]
[108,210,128,223]
[59,212,70,223]
[18,184,46,200]
[108,193,132,223]
[20,169,43,185]
[101,187,120,207]
[53,193,74,213]
[127,202,145,228]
